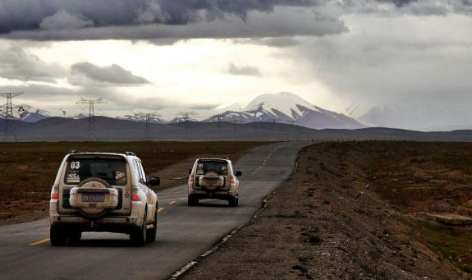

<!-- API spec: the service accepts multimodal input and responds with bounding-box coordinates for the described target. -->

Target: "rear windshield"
[64,157,128,186]
[196,161,228,176]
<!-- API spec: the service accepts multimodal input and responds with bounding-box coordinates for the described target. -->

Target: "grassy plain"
[0,141,264,225]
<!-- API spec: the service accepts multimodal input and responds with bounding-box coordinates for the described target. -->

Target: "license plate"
[82,194,105,202]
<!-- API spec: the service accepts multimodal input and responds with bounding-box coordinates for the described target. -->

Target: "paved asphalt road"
[0,142,306,280]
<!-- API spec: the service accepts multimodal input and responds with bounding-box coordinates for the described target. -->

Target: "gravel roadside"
[181,142,467,280]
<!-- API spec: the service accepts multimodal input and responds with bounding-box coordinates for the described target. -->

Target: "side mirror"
[188,169,192,175]
[148,177,160,188]
[235,171,242,177]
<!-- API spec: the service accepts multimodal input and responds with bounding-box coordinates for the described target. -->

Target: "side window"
[133,160,145,183]
[138,162,147,183]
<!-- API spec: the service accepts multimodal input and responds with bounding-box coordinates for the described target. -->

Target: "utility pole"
[76,98,107,140]
[216,114,222,141]
[0,92,24,142]
[233,120,240,141]
[253,111,258,141]
[290,120,297,142]
[271,118,280,141]
[176,111,198,140]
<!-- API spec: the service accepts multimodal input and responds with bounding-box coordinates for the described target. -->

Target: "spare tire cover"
[76,177,111,219]
[199,171,225,192]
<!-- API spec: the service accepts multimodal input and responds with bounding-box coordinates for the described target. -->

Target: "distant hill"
[1,116,472,142]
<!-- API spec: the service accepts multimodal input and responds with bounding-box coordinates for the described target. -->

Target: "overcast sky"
[0,0,471,128]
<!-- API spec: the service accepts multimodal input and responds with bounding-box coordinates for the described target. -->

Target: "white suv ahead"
[188,158,242,207]
[49,151,160,246]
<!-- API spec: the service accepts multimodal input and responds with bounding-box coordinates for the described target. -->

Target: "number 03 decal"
[70,161,81,169]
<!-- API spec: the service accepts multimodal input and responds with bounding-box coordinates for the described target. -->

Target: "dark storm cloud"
[0,0,315,34]
[377,0,416,7]
[227,63,262,77]
[158,0,315,24]
[3,7,348,41]
[71,62,149,85]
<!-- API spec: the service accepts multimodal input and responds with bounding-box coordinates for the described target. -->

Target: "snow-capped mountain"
[120,114,167,124]
[0,105,51,123]
[205,92,364,129]
[169,117,199,124]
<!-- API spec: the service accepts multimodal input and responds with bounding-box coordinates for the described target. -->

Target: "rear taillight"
[230,177,235,184]
[188,176,194,184]
[52,193,59,199]
[131,194,139,201]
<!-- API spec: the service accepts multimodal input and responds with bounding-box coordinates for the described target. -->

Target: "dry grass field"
[0,141,264,225]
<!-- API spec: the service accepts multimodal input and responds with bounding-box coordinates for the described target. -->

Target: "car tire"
[67,230,82,245]
[188,195,199,206]
[228,196,238,207]
[146,210,157,243]
[50,225,67,246]
[130,214,147,246]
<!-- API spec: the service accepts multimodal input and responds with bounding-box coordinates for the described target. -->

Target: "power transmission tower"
[59,108,67,118]
[216,114,222,141]
[76,98,107,140]
[176,111,198,140]
[131,112,162,140]
[0,92,24,142]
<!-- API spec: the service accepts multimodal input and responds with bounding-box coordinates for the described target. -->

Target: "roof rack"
[70,150,80,154]
[125,151,136,156]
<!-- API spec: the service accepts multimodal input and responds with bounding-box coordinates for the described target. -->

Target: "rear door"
[58,155,132,215]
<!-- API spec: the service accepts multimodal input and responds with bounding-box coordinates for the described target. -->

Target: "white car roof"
[66,151,139,160]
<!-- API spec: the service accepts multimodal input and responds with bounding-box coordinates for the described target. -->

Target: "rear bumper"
[190,190,236,200]
[50,214,142,234]
[50,200,146,234]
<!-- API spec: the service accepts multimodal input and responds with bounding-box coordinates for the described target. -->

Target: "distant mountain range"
[3,92,471,132]
[2,92,363,130]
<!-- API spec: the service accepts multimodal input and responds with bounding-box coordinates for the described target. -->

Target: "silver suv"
[49,151,160,246]
[188,158,242,207]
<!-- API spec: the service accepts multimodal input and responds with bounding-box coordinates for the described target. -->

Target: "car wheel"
[228,196,238,207]
[146,211,157,243]
[67,230,82,245]
[188,195,199,206]
[50,225,67,246]
[130,215,147,246]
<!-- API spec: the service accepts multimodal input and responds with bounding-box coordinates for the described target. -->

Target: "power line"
[0,92,24,142]
[76,98,107,140]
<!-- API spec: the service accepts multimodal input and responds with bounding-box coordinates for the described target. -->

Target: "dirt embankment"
[183,142,472,280]
[0,141,264,226]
